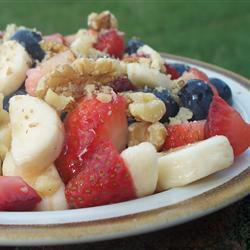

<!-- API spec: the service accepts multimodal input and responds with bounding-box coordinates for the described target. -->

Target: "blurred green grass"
[0,0,249,78]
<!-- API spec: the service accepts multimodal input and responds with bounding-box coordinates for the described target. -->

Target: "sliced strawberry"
[164,64,181,80]
[0,176,41,211]
[65,139,136,208]
[205,96,250,156]
[163,120,206,150]
[55,94,128,183]
[184,67,219,96]
[188,67,209,82]
[94,29,125,58]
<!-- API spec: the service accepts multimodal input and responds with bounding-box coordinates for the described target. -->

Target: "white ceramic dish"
[0,54,249,246]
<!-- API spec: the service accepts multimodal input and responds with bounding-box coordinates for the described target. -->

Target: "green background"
[0,0,249,78]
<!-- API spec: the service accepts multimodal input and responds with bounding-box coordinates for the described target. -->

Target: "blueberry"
[128,117,136,125]
[60,111,67,121]
[209,78,232,105]
[3,86,27,111]
[168,63,190,75]
[143,88,179,122]
[11,29,45,61]
[125,38,144,55]
[178,79,214,120]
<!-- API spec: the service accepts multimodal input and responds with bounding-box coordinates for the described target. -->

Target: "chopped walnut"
[124,92,166,123]
[137,45,165,71]
[96,92,112,103]
[44,88,74,112]
[40,40,69,56]
[88,11,118,31]
[128,121,167,151]
[122,56,141,64]
[35,57,124,99]
[169,107,193,125]
[70,29,105,58]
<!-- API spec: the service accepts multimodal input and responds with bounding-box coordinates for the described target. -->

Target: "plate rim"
[0,54,249,246]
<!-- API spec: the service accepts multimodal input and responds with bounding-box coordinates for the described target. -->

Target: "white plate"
[0,54,249,246]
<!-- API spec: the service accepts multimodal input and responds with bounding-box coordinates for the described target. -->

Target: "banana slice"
[2,153,67,211]
[35,185,68,211]
[137,45,164,70]
[127,63,172,89]
[0,40,32,96]
[157,136,234,191]
[121,142,158,197]
[9,95,64,175]
[2,152,61,193]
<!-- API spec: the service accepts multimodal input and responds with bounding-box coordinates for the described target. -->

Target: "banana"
[137,45,164,70]
[35,185,68,211]
[157,136,234,191]
[127,63,172,89]
[121,142,158,197]
[9,95,64,176]
[0,40,32,96]
[2,153,68,211]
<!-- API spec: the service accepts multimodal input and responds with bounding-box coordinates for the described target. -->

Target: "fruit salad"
[0,11,249,211]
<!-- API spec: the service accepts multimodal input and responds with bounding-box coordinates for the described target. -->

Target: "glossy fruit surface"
[0,176,41,211]
[206,96,250,156]
[209,78,232,104]
[11,29,45,61]
[163,120,206,150]
[94,29,125,58]
[178,79,214,120]
[125,38,144,55]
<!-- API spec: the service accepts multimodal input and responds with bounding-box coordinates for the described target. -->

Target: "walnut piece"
[88,11,118,31]
[40,40,68,56]
[69,29,106,58]
[128,121,167,151]
[35,57,124,99]
[44,88,74,112]
[169,107,193,125]
[125,92,166,123]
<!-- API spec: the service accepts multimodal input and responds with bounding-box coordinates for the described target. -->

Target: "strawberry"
[188,67,209,82]
[163,120,206,150]
[164,64,181,80]
[65,139,136,208]
[55,94,128,183]
[94,29,125,58]
[185,67,219,96]
[205,96,250,156]
[0,176,41,211]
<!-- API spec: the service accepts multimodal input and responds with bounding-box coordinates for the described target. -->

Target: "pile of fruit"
[0,11,249,211]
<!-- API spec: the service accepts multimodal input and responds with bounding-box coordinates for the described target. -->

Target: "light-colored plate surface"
[0,54,249,246]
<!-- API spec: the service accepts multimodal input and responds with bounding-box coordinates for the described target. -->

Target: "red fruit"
[163,120,206,150]
[0,176,41,211]
[109,76,136,92]
[65,139,136,208]
[205,96,250,156]
[94,29,125,58]
[187,67,218,95]
[164,64,181,80]
[55,95,128,183]
[188,67,209,82]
